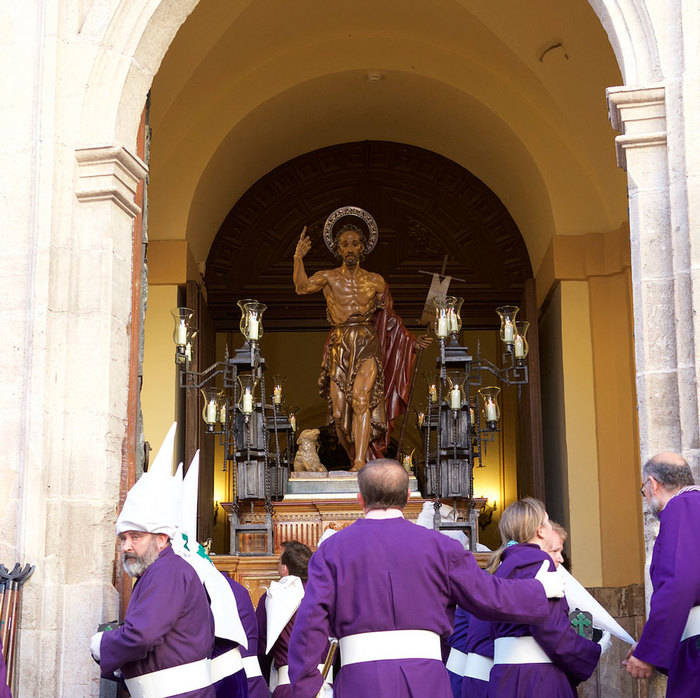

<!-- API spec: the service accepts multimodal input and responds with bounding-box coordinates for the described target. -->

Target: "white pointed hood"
[116,423,179,536]
[265,575,305,653]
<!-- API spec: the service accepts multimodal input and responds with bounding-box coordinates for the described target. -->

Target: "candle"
[289,413,297,431]
[273,386,282,405]
[437,316,448,338]
[503,318,514,343]
[247,317,259,340]
[514,334,525,358]
[206,400,217,424]
[176,320,187,346]
[448,310,459,333]
[450,386,461,410]
[242,390,253,414]
[469,406,475,424]
[185,342,192,363]
[486,399,497,422]
[218,404,226,424]
[429,384,438,403]
[417,411,425,428]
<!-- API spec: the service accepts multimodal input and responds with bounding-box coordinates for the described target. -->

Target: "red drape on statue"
[369,287,418,458]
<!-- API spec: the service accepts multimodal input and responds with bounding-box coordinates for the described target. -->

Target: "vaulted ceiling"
[205,140,531,331]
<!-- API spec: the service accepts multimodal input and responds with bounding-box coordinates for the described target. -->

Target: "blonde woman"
[486,499,602,697]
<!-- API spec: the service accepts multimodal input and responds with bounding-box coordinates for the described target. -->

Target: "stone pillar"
[16,145,146,697]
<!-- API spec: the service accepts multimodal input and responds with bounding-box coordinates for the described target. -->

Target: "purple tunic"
[288,517,553,698]
[100,545,216,698]
[0,637,10,698]
[488,544,600,698]
[634,490,700,698]
[460,615,493,698]
[448,607,470,697]
[256,590,297,698]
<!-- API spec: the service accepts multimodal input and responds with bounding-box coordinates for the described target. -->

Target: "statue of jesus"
[293,207,429,470]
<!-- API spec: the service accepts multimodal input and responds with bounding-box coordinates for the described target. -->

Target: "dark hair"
[358,459,409,510]
[280,540,312,581]
[643,453,695,490]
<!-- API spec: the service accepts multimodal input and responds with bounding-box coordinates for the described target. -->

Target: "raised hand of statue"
[415,334,433,350]
[295,226,311,259]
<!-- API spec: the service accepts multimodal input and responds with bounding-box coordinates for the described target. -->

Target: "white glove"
[318,683,334,698]
[90,632,103,663]
[534,561,565,599]
[597,630,612,656]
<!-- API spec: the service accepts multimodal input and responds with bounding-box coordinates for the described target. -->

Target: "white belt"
[276,664,333,685]
[125,658,211,698]
[682,605,700,642]
[211,647,243,683]
[242,655,263,678]
[494,636,551,665]
[445,648,468,676]
[464,653,494,682]
[340,629,442,666]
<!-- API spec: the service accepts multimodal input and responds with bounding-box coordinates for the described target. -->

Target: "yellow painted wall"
[142,285,179,454]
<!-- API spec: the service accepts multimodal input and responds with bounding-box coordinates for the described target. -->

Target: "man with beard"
[90,444,217,697]
[624,452,700,697]
[293,208,429,471]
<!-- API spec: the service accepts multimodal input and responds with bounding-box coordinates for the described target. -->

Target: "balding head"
[358,459,409,511]
[643,452,695,491]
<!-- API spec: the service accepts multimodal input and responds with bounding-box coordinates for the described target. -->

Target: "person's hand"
[90,631,103,663]
[534,560,565,598]
[295,226,311,259]
[597,630,612,656]
[415,334,433,350]
[623,644,654,679]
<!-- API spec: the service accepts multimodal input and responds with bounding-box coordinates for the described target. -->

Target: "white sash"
[339,629,442,666]
[445,648,469,676]
[464,653,493,682]
[494,636,551,665]
[682,605,700,642]
[125,658,211,698]
[242,654,263,678]
[211,647,243,683]
[276,663,333,685]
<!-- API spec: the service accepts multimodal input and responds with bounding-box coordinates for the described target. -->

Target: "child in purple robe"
[287,460,566,698]
[626,452,700,697]
[487,498,601,698]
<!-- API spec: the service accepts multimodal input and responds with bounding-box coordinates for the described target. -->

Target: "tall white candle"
[185,342,192,363]
[429,384,438,403]
[219,404,226,424]
[289,413,297,431]
[242,390,253,414]
[248,317,259,340]
[514,334,525,358]
[273,386,282,405]
[437,316,448,338]
[176,320,187,345]
[206,400,217,423]
[503,318,514,343]
[448,310,459,333]
[486,399,497,422]
[450,386,461,410]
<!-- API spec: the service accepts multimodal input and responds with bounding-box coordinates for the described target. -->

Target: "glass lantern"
[200,387,220,432]
[237,373,259,416]
[237,299,267,343]
[217,390,227,425]
[496,305,519,347]
[417,410,425,429]
[287,405,300,432]
[444,369,467,411]
[171,307,194,363]
[433,296,457,339]
[514,321,530,362]
[478,386,501,430]
[447,296,463,337]
[271,374,286,407]
[428,381,439,404]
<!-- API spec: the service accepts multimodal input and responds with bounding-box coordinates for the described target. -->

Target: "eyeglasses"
[640,478,651,496]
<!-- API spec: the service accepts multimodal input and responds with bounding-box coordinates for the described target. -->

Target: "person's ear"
[357,492,367,511]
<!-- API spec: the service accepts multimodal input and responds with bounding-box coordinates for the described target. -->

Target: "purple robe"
[256,590,297,698]
[460,615,493,698]
[0,636,10,698]
[447,607,470,697]
[100,545,215,697]
[488,543,600,697]
[288,517,554,698]
[634,490,700,697]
